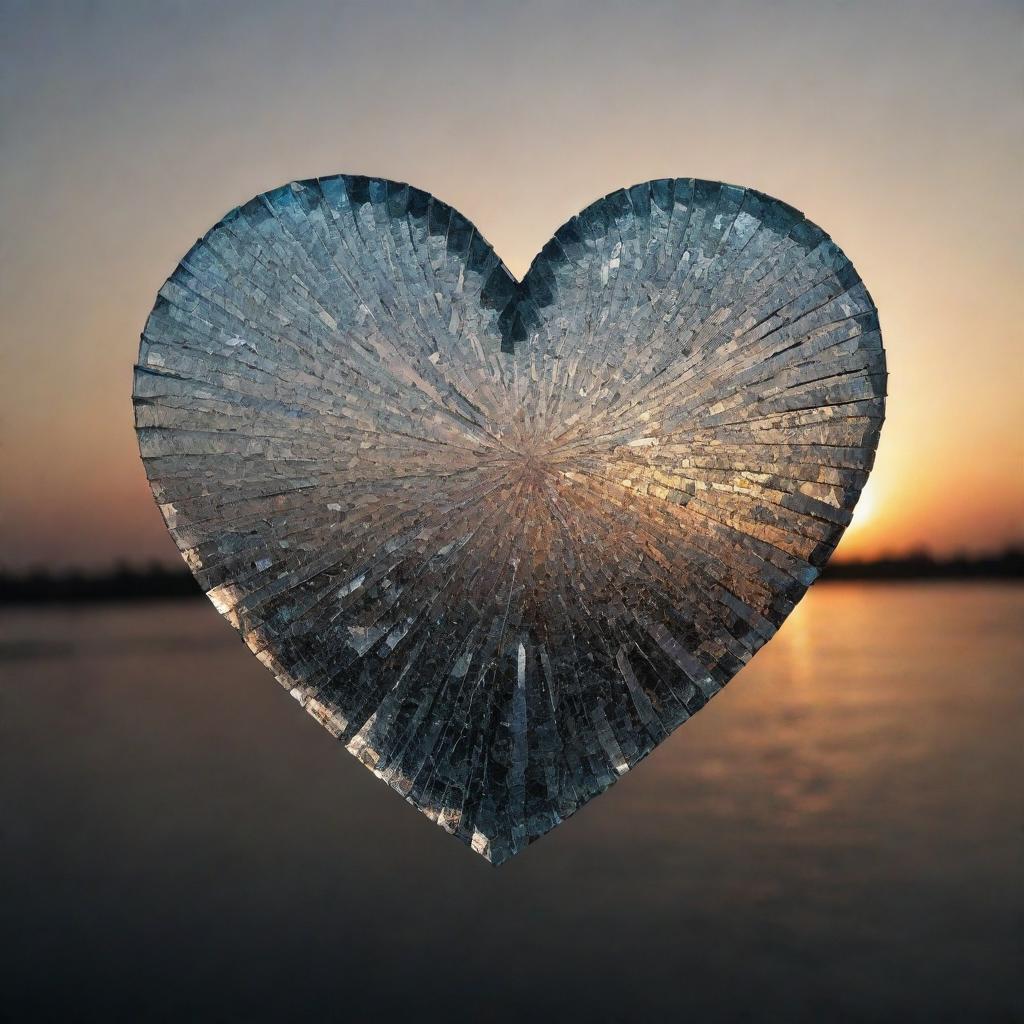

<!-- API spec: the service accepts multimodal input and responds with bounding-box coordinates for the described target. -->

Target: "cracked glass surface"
[133,176,886,863]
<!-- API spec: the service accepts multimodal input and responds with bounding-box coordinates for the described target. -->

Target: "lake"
[1,584,1021,1022]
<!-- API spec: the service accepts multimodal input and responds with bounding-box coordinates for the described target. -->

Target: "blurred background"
[1,1,1021,1021]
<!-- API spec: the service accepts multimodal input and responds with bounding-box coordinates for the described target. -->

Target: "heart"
[134,175,885,863]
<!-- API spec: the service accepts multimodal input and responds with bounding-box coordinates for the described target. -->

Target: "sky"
[1,0,1021,570]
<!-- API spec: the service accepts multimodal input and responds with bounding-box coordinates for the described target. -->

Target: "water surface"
[2,584,1021,1021]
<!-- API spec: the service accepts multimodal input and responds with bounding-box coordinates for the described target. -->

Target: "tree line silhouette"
[1,550,1021,605]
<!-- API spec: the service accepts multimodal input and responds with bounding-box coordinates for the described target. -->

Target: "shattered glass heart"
[133,176,885,863]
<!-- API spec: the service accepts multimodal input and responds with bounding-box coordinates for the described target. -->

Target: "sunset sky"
[1,0,1021,570]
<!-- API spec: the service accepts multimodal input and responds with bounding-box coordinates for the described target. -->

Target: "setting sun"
[846,478,878,535]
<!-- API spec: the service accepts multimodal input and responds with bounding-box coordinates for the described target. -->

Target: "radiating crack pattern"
[133,175,886,863]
